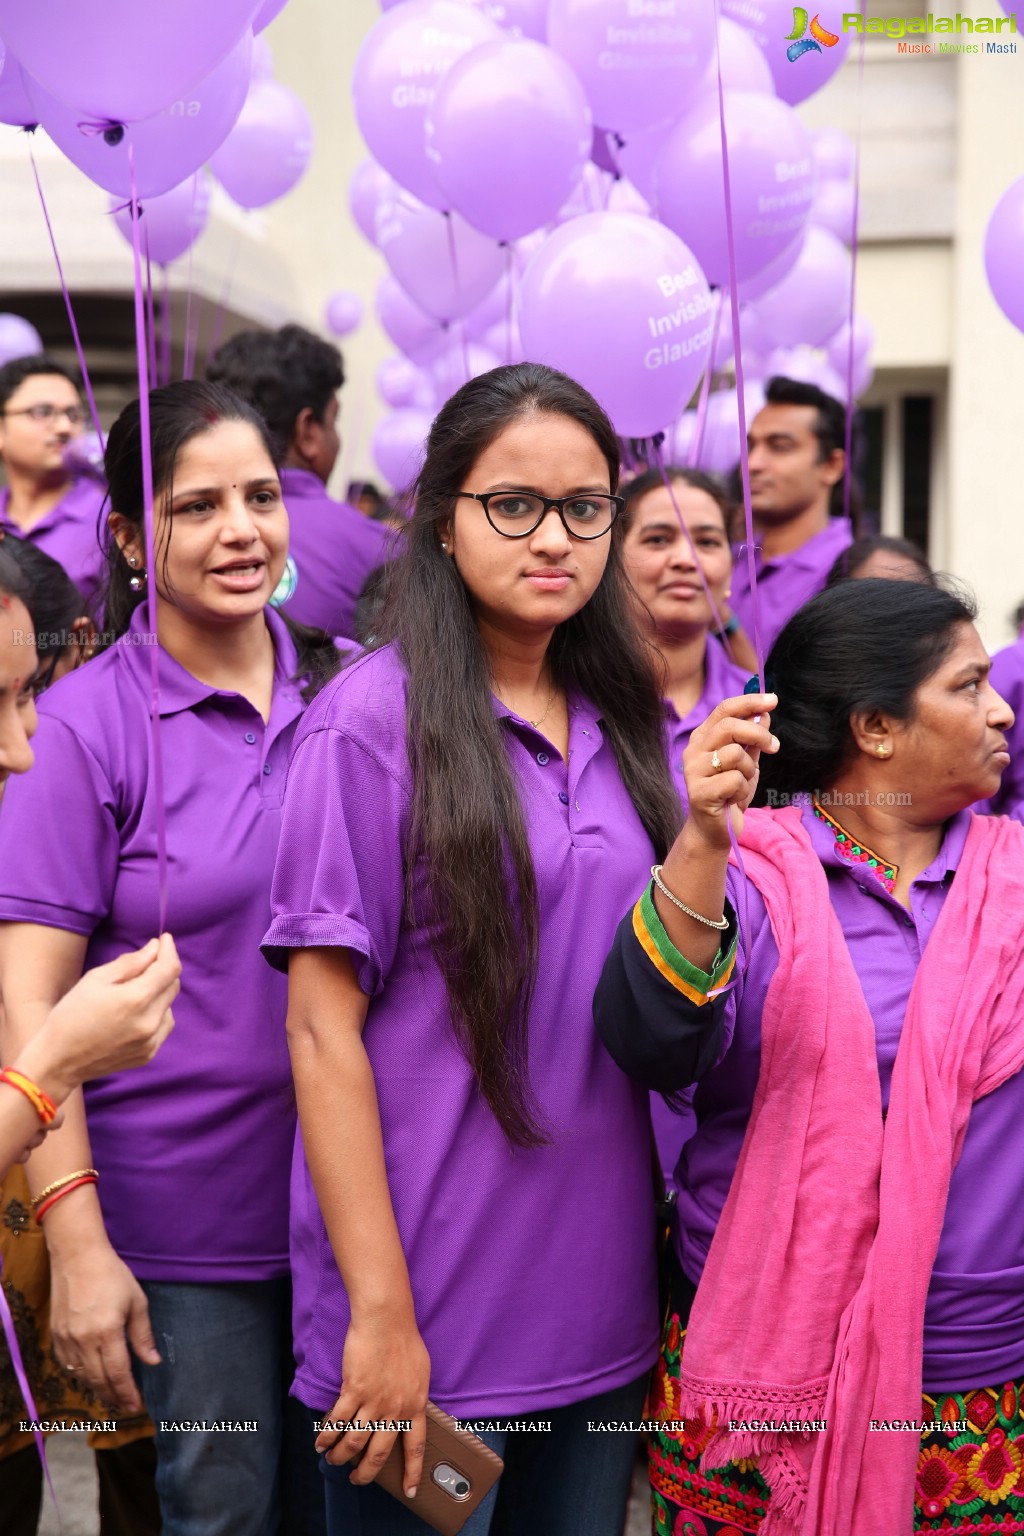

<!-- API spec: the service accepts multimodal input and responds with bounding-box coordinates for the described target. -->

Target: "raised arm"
[287,945,429,1501]
[594,693,777,1091]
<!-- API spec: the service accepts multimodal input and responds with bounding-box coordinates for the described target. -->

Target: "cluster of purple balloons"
[0,0,313,271]
[351,0,873,488]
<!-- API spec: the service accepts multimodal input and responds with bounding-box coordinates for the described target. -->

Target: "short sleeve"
[261,723,409,995]
[0,714,120,935]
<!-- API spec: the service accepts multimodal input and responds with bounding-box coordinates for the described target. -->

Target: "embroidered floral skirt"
[647,1284,1024,1535]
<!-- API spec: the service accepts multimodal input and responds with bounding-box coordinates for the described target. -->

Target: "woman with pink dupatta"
[596,577,1024,1535]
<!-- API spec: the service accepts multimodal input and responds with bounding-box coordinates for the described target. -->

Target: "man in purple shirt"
[0,355,106,608]
[208,325,390,637]
[728,375,854,653]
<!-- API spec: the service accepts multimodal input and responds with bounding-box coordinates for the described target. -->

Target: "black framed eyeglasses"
[2,403,87,426]
[448,490,623,540]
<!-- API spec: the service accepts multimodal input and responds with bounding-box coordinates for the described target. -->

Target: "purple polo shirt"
[652,635,749,1183]
[677,799,1024,1391]
[977,639,1024,819]
[263,644,659,1416]
[0,479,107,609]
[730,516,853,654]
[0,605,306,1282]
[279,467,392,638]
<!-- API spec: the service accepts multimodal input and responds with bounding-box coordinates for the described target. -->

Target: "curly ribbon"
[28,146,105,450]
[128,151,170,935]
[0,1254,62,1531]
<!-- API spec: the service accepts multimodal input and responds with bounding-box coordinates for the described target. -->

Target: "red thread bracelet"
[34,1175,98,1223]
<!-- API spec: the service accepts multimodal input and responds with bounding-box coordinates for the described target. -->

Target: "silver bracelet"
[651,865,730,931]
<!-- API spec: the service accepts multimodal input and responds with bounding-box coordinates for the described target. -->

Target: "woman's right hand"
[48,1237,161,1413]
[682,692,778,850]
[316,1306,431,1500]
[21,934,180,1103]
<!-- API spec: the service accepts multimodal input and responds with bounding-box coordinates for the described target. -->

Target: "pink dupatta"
[677,805,1024,1534]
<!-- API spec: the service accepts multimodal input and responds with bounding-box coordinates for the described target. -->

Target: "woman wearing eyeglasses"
[0,357,106,610]
[263,363,681,1535]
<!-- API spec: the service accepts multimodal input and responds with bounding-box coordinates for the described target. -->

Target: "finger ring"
[711,749,723,772]
[64,1363,79,1374]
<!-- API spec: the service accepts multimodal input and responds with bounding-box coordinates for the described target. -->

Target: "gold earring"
[875,744,890,758]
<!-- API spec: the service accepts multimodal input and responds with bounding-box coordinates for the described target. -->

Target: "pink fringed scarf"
[677,804,1024,1535]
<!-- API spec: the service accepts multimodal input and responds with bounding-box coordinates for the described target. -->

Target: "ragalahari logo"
[785,7,840,58]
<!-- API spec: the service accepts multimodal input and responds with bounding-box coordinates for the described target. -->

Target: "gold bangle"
[31,1169,99,1212]
[651,866,730,931]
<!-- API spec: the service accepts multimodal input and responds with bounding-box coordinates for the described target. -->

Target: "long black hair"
[99,380,340,700]
[754,578,977,804]
[378,362,681,1149]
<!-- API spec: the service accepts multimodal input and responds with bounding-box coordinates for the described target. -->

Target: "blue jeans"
[133,1277,325,1536]
[317,1372,648,1536]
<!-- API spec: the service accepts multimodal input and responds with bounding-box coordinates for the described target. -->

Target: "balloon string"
[443,214,472,382]
[128,152,170,935]
[159,272,172,389]
[505,243,515,366]
[711,0,765,694]
[843,15,866,535]
[0,1256,62,1531]
[145,236,157,391]
[651,437,732,653]
[182,180,198,382]
[28,146,104,449]
[687,290,723,470]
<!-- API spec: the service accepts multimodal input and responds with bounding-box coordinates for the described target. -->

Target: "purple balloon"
[376,192,505,322]
[209,78,312,208]
[735,228,806,302]
[376,274,451,362]
[462,273,514,339]
[250,34,275,83]
[377,355,435,408]
[0,313,43,366]
[547,0,715,135]
[477,0,549,38]
[985,176,1024,334]
[0,0,260,124]
[607,177,651,217]
[813,127,855,183]
[426,38,592,242]
[765,345,845,400]
[0,55,39,126]
[699,17,775,95]
[253,0,288,30]
[29,33,252,200]
[431,340,501,406]
[718,0,851,105]
[591,126,618,175]
[826,314,874,370]
[654,91,814,287]
[110,172,212,266]
[517,211,714,437]
[811,178,855,244]
[353,0,501,208]
[372,407,434,488]
[611,117,675,207]
[325,291,365,337]
[752,227,852,349]
[482,316,524,363]
[695,380,766,473]
[349,158,396,246]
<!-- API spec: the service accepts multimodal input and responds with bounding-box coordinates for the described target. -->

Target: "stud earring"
[441,541,449,552]
[126,555,146,592]
[875,744,890,758]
